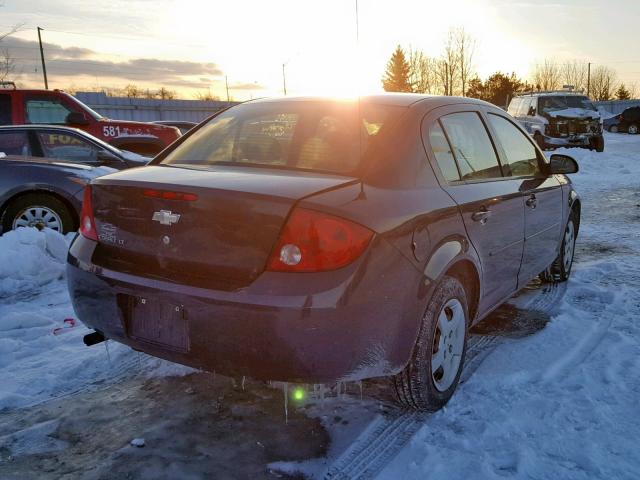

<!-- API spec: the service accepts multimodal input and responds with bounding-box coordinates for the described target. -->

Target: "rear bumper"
[67,234,425,383]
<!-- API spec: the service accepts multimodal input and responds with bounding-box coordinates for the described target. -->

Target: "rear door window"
[487,114,541,177]
[35,131,99,163]
[427,121,460,182]
[0,131,31,156]
[440,112,503,181]
[0,94,11,125]
[24,96,72,124]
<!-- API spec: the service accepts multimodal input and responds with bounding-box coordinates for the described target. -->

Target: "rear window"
[160,101,404,174]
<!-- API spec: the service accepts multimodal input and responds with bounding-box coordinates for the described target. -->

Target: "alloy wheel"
[12,206,63,232]
[563,220,575,272]
[431,298,466,392]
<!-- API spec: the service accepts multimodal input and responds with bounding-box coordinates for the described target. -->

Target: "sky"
[1,0,639,100]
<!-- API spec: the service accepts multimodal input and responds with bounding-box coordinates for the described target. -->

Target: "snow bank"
[0,228,189,410]
[0,228,72,298]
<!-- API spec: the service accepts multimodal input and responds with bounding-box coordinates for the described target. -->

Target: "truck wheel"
[393,276,469,411]
[609,125,618,133]
[627,124,638,135]
[592,135,605,152]
[540,211,577,283]
[1,193,75,234]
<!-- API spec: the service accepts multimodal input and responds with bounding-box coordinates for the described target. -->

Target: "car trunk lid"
[90,165,357,290]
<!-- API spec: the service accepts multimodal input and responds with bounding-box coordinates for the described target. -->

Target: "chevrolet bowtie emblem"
[152,210,181,226]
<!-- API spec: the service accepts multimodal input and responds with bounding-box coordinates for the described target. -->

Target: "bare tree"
[561,60,588,92]
[437,30,460,96]
[195,88,220,101]
[407,47,437,94]
[123,84,141,98]
[531,59,561,91]
[157,87,176,100]
[0,21,24,83]
[454,27,476,96]
[589,66,617,101]
[0,48,14,82]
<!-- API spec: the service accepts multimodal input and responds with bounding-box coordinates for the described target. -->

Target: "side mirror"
[549,154,579,174]
[66,112,89,126]
[528,106,536,116]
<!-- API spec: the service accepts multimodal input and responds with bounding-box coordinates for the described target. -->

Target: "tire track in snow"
[321,283,564,480]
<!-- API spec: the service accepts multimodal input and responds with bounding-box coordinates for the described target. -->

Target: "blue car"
[0,151,114,234]
[0,125,150,170]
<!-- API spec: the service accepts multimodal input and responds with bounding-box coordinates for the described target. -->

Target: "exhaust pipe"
[84,331,106,346]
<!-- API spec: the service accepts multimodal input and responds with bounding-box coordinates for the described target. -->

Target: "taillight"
[79,185,98,241]
[143,189,198,201]
[266,208,374,272]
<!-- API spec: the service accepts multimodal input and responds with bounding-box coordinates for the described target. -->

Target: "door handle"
[526,194,537,209]
[471,209,491,224]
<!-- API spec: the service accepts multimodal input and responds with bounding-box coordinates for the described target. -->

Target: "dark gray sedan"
[0,125,151,170]
[0,153,115,234]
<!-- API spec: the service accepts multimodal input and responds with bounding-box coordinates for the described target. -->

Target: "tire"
[1,193,76,234]
[609,125,618,133]
[540,210,577,283]
[627,123,638,135]
[592,135,605,152]
[393,275,469,411]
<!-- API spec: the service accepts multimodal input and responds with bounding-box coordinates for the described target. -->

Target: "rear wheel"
[393,276,469,411]
[540,211,577,283]
[609,125,619,133]
[628,123,638,135]
[591,134,605,152]
[1,194,75,234]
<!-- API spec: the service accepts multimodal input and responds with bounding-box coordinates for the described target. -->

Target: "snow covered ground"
[375,133,640,480]
[0,132,639,479]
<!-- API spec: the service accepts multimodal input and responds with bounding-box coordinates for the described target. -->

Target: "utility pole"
[225,75,230,102]
[37,27,48,89]
[282,63,287,96]
[586,62,591,98]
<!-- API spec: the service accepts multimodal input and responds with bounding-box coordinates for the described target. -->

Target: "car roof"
[0,88,71,95]
[0,124,88,134]
[245,93,496,110]
[517,92,588,98]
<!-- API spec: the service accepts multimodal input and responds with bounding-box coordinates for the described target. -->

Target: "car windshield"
[160,100,405,175]
[539,95,597,113]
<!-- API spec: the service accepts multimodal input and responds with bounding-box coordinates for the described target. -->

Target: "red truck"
[0,83,181,155]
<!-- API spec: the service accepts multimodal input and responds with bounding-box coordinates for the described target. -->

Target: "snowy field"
[0,132,639,479]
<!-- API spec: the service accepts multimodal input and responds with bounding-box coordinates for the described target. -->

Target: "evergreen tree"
[615,84,631,100]
[466,72,528,107]
[382,46,412,93]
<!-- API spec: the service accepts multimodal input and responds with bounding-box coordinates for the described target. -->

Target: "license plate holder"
[127,297,189,352]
